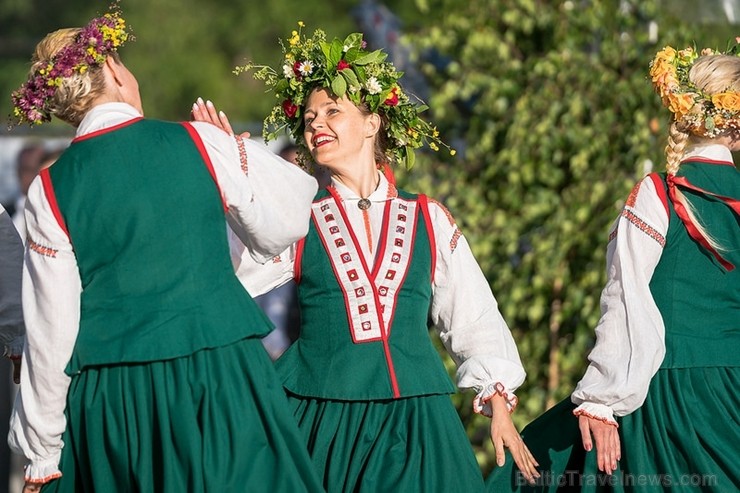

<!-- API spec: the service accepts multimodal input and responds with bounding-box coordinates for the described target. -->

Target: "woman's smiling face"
[303,88,377,170]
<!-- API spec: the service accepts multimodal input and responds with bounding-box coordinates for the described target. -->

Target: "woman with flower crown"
[7,6,327,493]
[194,24,540,492]
[487,43,740,492]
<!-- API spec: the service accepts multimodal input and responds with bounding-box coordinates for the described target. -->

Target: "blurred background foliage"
[1,0,737,476]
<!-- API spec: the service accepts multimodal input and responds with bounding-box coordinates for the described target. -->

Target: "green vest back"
[277,189,455,400]
[48,119,272,373]
[648,163,740,369]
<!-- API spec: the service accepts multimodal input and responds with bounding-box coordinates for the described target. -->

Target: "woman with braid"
[488,44,740,492]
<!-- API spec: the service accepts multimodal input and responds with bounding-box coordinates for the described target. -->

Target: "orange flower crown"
[649,40,740,137]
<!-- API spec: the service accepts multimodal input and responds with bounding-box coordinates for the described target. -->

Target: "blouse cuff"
[24,455,62,485]
[472,381,518,417]
[3,335,24,359]
[572,402,618,427]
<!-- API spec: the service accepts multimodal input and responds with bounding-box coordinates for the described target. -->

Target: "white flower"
[283,64,295,79]
[298,61,314,76]
[365,76,382,95]
[349,85,361,94]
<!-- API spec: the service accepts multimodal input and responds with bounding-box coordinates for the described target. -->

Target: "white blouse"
[231,172,527,416]
[571,143,734,424]
[9,102,318,482]
[0,203,24,357]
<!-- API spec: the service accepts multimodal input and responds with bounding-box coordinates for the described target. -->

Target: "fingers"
[215,107,235,135]
[509,437,541,484]
[490,416,540,485]
[191,98,234,135]
[580,416,620,475]
[23,482,42,493]
[578,415,593,451]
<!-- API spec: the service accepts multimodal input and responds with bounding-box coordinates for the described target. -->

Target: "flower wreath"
[649,40,740,137]
[10,3,132,126]
[235,22,454,169]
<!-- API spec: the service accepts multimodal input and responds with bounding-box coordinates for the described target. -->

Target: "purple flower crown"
[10,5,132,126]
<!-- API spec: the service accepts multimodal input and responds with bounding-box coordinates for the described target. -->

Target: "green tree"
[395,0,730,473]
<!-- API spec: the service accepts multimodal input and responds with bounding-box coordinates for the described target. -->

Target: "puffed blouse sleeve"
[9,176,82,484]
[571,175,668,425]
[0,204,24,358]
[426,198,526,416]
[188,122,317,263]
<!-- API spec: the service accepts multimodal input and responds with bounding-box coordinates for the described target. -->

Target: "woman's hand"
[489,394,540,484]
[578,414,620,474]
[23,481,42,492]
[191,98,249,138]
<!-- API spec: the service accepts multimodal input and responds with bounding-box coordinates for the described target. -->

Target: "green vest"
[649,162,740,369]
[276,188,456,400]
[47,119,272,374]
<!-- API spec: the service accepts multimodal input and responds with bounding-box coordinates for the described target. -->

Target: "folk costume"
[234,172,527,492]
[487,143,740,492]
[8,103,324,492]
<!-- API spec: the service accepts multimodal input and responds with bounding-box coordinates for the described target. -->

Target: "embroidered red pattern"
[28,238,57,258]
[625,180,641,208]
[450,229,462,253]
[613,209,666,247]
[235,134,248,175]
[428,197,455,226]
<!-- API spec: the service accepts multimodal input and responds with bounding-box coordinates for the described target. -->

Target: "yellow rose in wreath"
[712,92,740,112]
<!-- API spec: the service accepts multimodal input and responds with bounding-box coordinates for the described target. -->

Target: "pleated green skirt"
[42,338,325,492]
[486,367,740,492]
[288,392,486,493]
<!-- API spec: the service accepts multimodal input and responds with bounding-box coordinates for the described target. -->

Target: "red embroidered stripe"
[620,209,666,247]
[28,238,57,258]
[625,179,641,208]
[181,122,228,212]
[235,134,248,175]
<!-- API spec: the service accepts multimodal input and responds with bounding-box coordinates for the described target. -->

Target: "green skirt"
[42,338,324,492]
[486,367,740,492]
[288,392,486,493]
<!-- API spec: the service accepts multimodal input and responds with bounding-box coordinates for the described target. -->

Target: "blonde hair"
[31,28,114,126]
[664,54,740,250]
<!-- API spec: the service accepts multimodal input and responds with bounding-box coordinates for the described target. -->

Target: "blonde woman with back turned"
[488,44,740,492]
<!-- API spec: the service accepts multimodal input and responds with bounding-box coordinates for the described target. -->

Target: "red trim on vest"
[648,173,669,217]
[40,169,71,242]
[370,201,392,280]
[72,116,144,143]
[181,122,228,213]
[382,337,401,398]
[680,157,734,167]
[417,194,436,284]
[294,237,305,284]
[667,174,740,271]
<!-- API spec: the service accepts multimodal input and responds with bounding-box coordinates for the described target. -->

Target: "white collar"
[330,170,394,204]
[76,102,143,138]
[682,143,734,164]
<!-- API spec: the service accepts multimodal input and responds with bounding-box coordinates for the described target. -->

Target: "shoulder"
[424,196,458,227]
